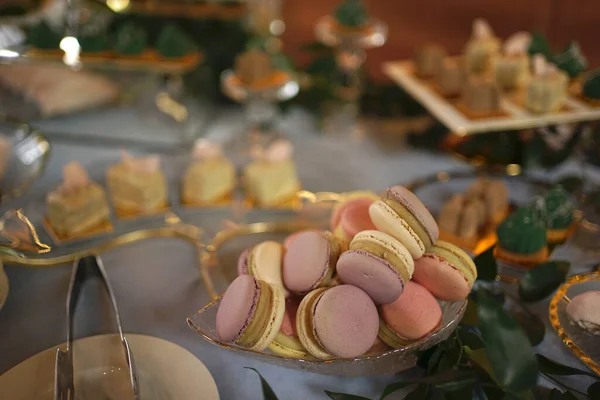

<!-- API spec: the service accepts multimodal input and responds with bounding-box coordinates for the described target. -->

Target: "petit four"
[330,193,378,243]
[463,18,501,74]
[526,55,568,113]
[215,275,285,351]
[462,75,501,115]
[156,24,196,59]
[566,291,600,335]
[283,231,344,295]
[542,185,575,243]
[243,140,301,207]
[582,69,600,101]
[553,41,587,79]
[413,241,477,301]
[113,22,148,56]
[379,281,442,348]
[296,285,379,359]
[369,186,439,259]
[46,161,110,236]
[495,32,531,90]
[436,58,466,97]
[106,152,167,214]
[495,206,549,266]
[414,45,447,78]
[182,140,236,205]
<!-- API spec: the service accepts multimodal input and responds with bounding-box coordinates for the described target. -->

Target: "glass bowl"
[187,218,467,377]
[549,271,600,375]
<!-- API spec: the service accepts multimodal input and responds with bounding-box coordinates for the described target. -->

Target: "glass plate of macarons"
[188,187,473,377]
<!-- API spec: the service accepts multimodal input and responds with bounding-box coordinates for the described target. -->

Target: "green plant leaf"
[476,288,539,392]
[588,382,600,398]
[380,370,477,399]
[518,261,570,302]
[549,389,578,400]
[464,347,499,386]
[536,354,597,378]
[417,345,440,370]
[510,309,545,346]
[473,246,498,281]
[404,384,429,400]
[245,368,279,400]
[458,326,484,350]
[438,347,462,372]
[427,346,446,374]
[325,391,371,400]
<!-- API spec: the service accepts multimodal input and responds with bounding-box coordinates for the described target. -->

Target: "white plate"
[0,334,219,400]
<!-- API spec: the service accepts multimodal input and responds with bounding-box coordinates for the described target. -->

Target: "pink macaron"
[237,246,253,276]
[379,281,442,348]
[283,231,343,295]
[283,230,318,249]
[331,198,377,240]
[336,250,404,304]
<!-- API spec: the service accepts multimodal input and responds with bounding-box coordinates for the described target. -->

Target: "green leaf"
[427,346,447,374]
[549,389,578,400]
[473,246,498,281]
[245,368,279,400]
[588,382,600,398]
[325,391,371,400]
[418,345,440,370]
[536,354,598,378]
[465,347,499,386]
[438,347,462,372]
[518,261,570,302]
[458,326,484,350]
[510,309,545,346]
[405,384,429,400]
[476,288,538,392]
[380,370,477,399]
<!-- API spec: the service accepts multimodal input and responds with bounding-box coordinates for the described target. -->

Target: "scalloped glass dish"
[549,272,600,376]
[187,220,467,377]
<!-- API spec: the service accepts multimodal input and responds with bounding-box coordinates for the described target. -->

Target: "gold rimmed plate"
[42,217,114,245]
[549,271,600,376]
[187,219,467,377]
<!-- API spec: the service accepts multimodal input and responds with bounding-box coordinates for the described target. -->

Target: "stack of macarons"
[214,186,478,360]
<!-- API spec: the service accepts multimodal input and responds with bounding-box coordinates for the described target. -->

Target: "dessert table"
[0,108,597,399]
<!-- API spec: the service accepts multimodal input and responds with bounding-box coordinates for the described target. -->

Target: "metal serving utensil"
[54,255,139,400]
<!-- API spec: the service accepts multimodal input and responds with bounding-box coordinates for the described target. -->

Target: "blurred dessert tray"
[119,0,246,19]
[383,59,600,136]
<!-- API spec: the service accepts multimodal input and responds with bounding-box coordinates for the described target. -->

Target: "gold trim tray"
[383,59,600,136]
[549,271,600,376]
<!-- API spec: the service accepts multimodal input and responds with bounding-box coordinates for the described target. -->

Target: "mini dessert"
[243,140,301,207]
[553,41,587,79]
[566,291,600,335]
[341,230,414,304]
[235,49,274,87]
[283,231,344,295]
[330,193,378,243]
[413,241,477,301]
[463,18,501,74]
[113,22,148,56]
[78,34,109,54]
[268,297,311,358]
[283,229,319,249]
[182,140,236,205]
[247,241,289,297]
[237,246,253,276]
[495,206,549,266]
[46,161,110,236]
[215,275,285,351]
[379,281,443,348]
[462,75,501,115]
[333,0,370,31]
[296,285,379,359]
[414,45,447,78]
[155,24,196,59]
[436,58,466,97]
[495,32,531,90]
[369,186,439,259]
[465,178,509,224]
[106,152,167,214]
[526,55,568,113]
[581,68,600,102]
[543,185,575,243]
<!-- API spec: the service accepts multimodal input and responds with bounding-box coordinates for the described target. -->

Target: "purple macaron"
[237,246,253,276]
[336,250,405,305]
[216,275,259,343]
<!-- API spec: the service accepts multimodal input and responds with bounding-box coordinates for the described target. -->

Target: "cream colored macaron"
[247,241,289,297]
[369,199,426,258]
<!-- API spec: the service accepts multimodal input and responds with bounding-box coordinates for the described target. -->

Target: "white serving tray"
[383,59,600,136]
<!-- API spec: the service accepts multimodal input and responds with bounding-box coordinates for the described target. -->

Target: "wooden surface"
[282,0,600,82]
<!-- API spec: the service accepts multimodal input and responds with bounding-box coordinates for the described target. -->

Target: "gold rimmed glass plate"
[549,271,600,376]
[187,220,467,377]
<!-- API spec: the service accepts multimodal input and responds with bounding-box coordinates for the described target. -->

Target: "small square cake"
[46,161,110,236]
[436,58,466,97]
[526,55,568,113]
[463,18,500,74]
[414,45,447,78]
[106,152,167,213]
[462,75,501,115]
[494,32,531,90]
[182,140,236,204]
[244,140,301,207]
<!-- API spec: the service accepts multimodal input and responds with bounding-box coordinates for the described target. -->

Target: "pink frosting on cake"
[283,231,330,294]
[313,285,379,358]
[380,281,442,341]
[215,275,260,343]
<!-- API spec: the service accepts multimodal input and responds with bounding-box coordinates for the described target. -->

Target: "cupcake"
[543,185,575,243]
[182,140,236,205]
[553,41,587,79]
[495,206,549,267]
[495,32,531,90]
[235,49,275,87]
[526,55,568,113]
[463,18,501,74]
[581,68,600,102]
[113,22,148,56]
[334,0,370,30]
[155,24,196,59]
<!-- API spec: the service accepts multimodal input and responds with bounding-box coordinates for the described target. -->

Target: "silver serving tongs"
[54,255,140,400]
